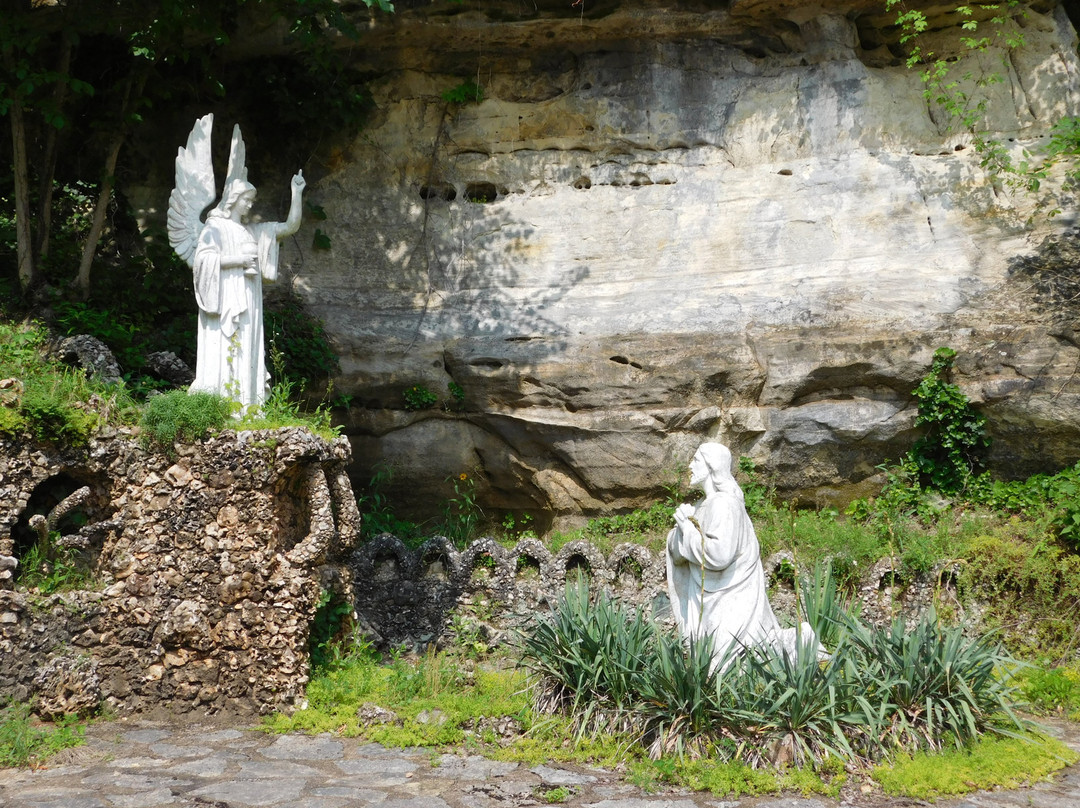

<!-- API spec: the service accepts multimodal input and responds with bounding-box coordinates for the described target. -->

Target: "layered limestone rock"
[252,1,1080,519]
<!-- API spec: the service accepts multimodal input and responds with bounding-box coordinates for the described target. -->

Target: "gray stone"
[337,757,418,774]
[312,785,389,802]
[106,788,179,808]
[261,733,344,760]
[121,729,172,744]
[430,754,519,779]
[583,801,700,808]
[165,755,229,776]
[189,778,307,806]
[531,764,598,786]
[147,742,213,759]
[237,760,324,778]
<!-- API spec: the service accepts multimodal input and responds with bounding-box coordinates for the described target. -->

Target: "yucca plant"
[636,631,731,759]
[799,560,857,651]
[519,580,656,737]
[726,633,861,768]
[845,609,1022,755]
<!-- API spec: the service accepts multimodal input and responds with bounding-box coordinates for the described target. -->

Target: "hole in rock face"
[572,176,592,190]
[373,553,399,583]
[565,554,591,583]
[515,554,541,580]
[470,552,497,583]
[12,472,93,559]
[465,182,498,203]
[778,169,793,176]
[609,355,629,364]
[614,556,644,588]
[954,144,966,151]
[419,182,456,202]
[422,551,451,581]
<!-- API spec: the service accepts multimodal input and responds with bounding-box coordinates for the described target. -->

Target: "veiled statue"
[667,442,819,669]
[168,114,305,412]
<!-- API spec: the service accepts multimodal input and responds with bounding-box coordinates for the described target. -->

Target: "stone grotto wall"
[350,533,971,653]
[0,428,358,716]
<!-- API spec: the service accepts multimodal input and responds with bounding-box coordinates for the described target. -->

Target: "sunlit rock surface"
[275,0,1080,520]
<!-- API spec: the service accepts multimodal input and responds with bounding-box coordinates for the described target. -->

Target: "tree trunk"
[74,135,123,300]
[3,43,36,293]
[74,69,146,300]
[8,94,35,293]
[37,34,73,262]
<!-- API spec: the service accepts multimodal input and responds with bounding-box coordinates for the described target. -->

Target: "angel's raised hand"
[291,171,306,193]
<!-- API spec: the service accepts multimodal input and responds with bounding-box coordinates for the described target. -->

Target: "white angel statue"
[168,114,305,412]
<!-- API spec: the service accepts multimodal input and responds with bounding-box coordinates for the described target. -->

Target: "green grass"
[264,648,529,747]
[0,702,85,768]
[872,734,1078,799]
[1,318,338,449]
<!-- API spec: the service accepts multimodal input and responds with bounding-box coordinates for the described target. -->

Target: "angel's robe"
[190,216,280,411]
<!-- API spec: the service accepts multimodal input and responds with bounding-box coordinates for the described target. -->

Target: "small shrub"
[265,298,340,389]
[439,473,484,548]
[908,347,990,493]
[139,390,231,451]
[441,80,483,105]
[403,384,438,411]
[17,538,92,593]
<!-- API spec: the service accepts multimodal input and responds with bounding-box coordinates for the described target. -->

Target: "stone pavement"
[2,717,1080,808]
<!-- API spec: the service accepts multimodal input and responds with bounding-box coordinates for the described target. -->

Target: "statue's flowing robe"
[190,217,280,411]
[666,485,783,666]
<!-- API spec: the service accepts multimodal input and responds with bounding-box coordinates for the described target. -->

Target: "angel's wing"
[223,123,248,190]
[167,114,217,268]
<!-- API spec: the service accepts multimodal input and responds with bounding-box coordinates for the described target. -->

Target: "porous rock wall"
[350,533,970,652]
[198,0,1080,524]
[0,428,358,716]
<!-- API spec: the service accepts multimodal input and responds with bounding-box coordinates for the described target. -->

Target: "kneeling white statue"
[666,442,818,669]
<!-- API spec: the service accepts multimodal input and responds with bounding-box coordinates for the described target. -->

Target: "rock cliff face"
[271,0,1080,521]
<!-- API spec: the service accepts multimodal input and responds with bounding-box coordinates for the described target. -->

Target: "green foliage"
[959,531,1080,658]
[441,80,483,105]
[883,0,1080,204]
[446,381,466,411]
[540,786,570,803]
[908,347,990,493]
[520,582,658,740]
[240,346,338,439]
[439,473,484,548]
[18,537,92,593]
[139,390,231,451]
[308,589,362,672]
[265,647,529,748]
[1018,665,1080,716]
[0,319,135,444]
[521,566,1023,769]
[357,465,425,545]
[872,734,1077,799]
[403,384,438,410]
[0,702,85,768]
[548,502,676,556]
[265,298,340,388]
[737,456,774,517]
